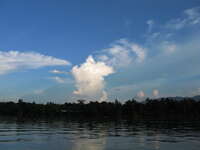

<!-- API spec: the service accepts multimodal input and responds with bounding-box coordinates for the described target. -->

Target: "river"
[0,120,199,150]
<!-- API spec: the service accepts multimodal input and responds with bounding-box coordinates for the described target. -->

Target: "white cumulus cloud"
[137,90,145,98]
[71,55,114,101]
[0,51,70,75]
[135,90,146,102]
[152,89,159,98]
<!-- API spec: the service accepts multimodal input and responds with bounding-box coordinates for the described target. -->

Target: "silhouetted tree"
[0,97,200,120]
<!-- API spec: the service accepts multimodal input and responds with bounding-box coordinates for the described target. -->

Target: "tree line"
[0,98,200,120]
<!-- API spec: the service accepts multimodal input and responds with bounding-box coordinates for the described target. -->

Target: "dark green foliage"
[0,98,200,120]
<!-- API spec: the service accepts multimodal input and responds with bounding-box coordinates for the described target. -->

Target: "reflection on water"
[0,120,200,150]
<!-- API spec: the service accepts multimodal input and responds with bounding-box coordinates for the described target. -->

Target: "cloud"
[135,90,146,102]
[74,6,200,101]
[165,7,200,30]
[99,91,108,102]
[33,89,44,94]
[152,89,159,98]
[6,6,200,102]
[49,76,66,83]
[71,55,114,101]
[145,7,200,56]
[49,69,68,74]
[192,88,200,96]
[0,51,70,75]
[147,19,154,32]
[137,90,145,98]
[48,76,73,84]
[160,41,177,54]
[97,39,146,68]
[67,7,200,101]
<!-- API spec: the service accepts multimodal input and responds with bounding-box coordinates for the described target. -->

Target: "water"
[0,120,200,150]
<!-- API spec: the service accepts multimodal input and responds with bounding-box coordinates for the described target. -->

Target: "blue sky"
[0,0,200,103]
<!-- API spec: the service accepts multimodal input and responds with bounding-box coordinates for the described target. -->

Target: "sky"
[0,0,200,103]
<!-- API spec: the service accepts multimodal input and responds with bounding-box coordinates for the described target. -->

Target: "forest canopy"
[0,97,200,121]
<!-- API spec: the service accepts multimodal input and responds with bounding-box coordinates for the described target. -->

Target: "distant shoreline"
[0,97,200,121]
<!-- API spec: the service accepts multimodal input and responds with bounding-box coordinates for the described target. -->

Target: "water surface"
[0,120,199,150]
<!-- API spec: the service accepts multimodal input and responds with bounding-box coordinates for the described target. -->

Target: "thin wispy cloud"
[0,51,70,75]
[49,76,67,84]
[97,39,146,68]
[165,7,200,30]
[147,19,154,32]
[159,41,177,54]
[33,89,44,94]
[49,69,68,74]
[192,88,200,96]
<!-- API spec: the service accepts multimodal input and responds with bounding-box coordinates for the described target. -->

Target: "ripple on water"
[0,120,199,150]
